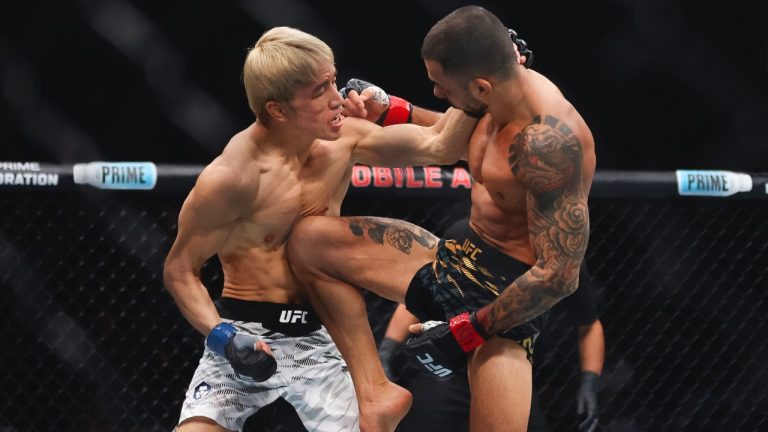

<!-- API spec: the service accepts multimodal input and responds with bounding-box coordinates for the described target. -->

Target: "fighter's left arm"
[340,79,442,127]
[477,114,589,334]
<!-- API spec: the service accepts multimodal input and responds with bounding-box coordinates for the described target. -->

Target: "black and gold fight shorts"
[405,222,546,361]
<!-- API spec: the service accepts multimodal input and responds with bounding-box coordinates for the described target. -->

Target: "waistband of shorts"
[215,297,322,336]
[446,221,531,275]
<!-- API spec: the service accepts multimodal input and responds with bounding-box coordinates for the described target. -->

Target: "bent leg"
[282,327,360,432]
[288,216,438,303]
[467,338,532,432]
[287,216,439,431]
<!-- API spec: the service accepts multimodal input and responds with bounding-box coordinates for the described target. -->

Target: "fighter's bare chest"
[227,180,323,251]
[242,151,347,230]
[468,121,519,188]
[255,169,340,219]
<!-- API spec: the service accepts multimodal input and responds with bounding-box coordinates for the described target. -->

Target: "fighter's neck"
[249,119,315,159]
[487,70,537,127]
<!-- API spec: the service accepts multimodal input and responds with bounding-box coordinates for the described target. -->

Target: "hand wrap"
[206,322,277,382]
[339,78,412,125]
[402,312,489,381]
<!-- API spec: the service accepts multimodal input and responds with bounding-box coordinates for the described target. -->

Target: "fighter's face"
[424,59,487,118]
[285,60,344,140]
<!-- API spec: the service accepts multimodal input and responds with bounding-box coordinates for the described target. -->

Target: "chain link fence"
[1,168,767,431]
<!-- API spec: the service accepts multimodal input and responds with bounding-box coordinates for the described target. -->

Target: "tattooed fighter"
[287,6,595,432]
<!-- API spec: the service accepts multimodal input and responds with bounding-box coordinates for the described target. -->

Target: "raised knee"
[291,216,331,249]
[286,216,331,276]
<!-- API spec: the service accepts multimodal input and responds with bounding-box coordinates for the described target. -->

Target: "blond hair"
[243,27,334,117]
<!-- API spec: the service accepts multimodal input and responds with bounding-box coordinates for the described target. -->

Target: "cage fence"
[1,165,766,431]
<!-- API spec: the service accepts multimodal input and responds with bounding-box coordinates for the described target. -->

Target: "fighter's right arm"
[163,166,245,335]
[479,116,589,334]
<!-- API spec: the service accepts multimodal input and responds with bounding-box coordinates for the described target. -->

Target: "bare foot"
[359,381,413,432]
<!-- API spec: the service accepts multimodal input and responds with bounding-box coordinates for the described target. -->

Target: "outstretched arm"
[349,107,476,167]
[340,79,442,127]
[477,114,589,334]
[339,35,533,168]
[339,29,532,129]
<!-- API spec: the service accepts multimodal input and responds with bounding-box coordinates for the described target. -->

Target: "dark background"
[1,0,766,171]
[1,2,768,431]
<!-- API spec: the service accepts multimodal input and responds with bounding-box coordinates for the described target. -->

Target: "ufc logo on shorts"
[416,353,452,378]
[279,310,308,324]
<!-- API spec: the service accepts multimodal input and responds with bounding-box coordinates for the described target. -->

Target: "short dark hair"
[421,6,516,82]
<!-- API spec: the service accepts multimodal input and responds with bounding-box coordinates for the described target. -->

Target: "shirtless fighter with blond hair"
[163,26,476,432]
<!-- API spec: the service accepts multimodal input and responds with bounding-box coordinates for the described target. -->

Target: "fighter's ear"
[469,78,492,99]
[265,100,289,122]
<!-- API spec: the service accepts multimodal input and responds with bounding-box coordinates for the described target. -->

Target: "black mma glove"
[508,28,534,68]
[378,337,403,381]
[402,312,490,381]
[576,371,601,432]
[339,78,413,125]
[206,322,277,382]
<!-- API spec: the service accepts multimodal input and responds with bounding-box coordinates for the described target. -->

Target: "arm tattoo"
[487,115,589,333]
[346,216,437,254]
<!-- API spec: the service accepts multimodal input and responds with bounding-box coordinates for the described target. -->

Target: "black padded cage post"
[1,164,766,431]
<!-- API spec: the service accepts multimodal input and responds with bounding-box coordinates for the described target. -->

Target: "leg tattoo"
[347,217,437,254]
